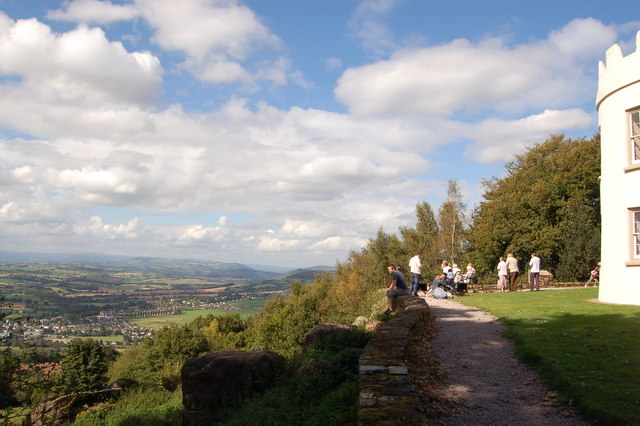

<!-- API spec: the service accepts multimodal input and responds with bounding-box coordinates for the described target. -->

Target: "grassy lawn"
[456,288,640,425]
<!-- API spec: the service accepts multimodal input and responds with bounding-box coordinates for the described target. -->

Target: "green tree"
[109,324,208,389]
[59,338,118,394]
[467,134,600,281]
[400,201,439,276]
[436,180,467,266]
[367,228,404,282]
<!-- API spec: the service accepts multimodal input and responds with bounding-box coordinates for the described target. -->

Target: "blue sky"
[0,0,638,267]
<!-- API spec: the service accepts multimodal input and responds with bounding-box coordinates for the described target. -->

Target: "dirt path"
[415,296,589,425]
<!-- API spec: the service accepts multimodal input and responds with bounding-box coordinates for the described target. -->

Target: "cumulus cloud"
[0,4,627,266]
[463,108,594,163]
[0,15,162,109]
[135,0,282,85]
[47,0,138,24]
[74,216,139,239]
[336,18,617,117]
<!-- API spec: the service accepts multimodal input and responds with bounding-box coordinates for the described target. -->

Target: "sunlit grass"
[457,288,640,424]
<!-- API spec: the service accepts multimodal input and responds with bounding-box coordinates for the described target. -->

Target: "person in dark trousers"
[529,253,541,291]
[506,253,519,291]
[385,265,408,314]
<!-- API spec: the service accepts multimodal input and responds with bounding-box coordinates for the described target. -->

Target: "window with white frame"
[634,210,640,258]
[631,110,640,164]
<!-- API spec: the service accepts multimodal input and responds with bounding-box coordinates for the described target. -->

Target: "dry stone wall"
[358,294,431,425]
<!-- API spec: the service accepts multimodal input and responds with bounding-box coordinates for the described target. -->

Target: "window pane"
[636,212,640,256]
[633,111,640,134]
[634,137,640,162]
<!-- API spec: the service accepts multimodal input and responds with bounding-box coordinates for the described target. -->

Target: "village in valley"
[0,256,308,351]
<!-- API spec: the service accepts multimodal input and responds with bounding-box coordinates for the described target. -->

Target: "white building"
[596,31,640,305]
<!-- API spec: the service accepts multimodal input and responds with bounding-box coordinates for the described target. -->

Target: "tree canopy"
[467,134,600,281]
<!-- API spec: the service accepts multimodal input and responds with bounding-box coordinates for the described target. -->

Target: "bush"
[73,388,182,426]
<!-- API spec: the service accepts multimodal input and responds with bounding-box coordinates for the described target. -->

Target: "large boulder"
[302,323,355,350]
[181,350,285,425]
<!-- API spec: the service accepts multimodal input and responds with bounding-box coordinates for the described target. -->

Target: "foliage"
[1,299,61,424]
[400,201,440,277]
[199,313,247,350]
[457,289,640,425]
[58,338,118,394]
[219,328,369,426]
[323,251,387,323]
[109,324,208,389]
[245,279,331,358]
[436,180,468,267]
[366,228,405,281]
[467,134,601,281]
[73,388,182,426]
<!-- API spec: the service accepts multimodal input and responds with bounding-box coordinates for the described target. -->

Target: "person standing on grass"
[385,265,408,315]
[585,266,599,287]
[497,256,508,292]
[529,253,541,291]
[506,253,519,291]
[409,252,422,296]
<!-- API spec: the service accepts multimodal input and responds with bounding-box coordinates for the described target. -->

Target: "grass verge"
[457,288,640,424]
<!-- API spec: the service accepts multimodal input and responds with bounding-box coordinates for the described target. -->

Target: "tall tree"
[59,338,117,394]
[436,180,467,266]
[467,134,600,280]
[400,202,439,276]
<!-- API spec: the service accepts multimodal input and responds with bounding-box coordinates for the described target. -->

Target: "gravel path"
[414,295,590,425]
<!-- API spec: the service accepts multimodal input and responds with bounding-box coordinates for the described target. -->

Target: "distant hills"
[0,250,131,263]
[0,250,335,281]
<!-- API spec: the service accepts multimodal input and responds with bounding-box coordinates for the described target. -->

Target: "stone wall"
[358,294,431,425]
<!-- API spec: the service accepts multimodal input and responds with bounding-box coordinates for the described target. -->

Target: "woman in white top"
[497,257,508,292]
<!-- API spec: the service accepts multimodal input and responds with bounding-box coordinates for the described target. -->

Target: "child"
[585,266,599,287]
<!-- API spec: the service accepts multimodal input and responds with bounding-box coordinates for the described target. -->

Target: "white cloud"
[463,108,594,163]
[47,0,138,24]
[336,18,617,117]
[0,6,627,266]
[0,16,162,109]
[74,216,139,239]
[349,0,399,56]
[135,0,281,85]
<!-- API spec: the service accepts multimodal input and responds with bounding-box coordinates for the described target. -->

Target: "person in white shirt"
[497,257,508,292]
[529,253,541,291]
[408,253,422,296]
[506,253,519,291]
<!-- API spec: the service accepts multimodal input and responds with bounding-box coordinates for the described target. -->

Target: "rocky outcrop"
[302,323,355,349]
[358,294,431,425]
[28,388,123,425]
[181,349,285,425]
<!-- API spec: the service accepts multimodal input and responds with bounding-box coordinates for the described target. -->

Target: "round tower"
[595,31,640,305]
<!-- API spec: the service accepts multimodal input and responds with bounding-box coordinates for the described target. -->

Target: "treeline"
[361,133,601,283]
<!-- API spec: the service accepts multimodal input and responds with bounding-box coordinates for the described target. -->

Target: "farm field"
[127,299,267,328]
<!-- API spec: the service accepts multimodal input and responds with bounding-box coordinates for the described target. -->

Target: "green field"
[127,299,267,328]
[457,288,640,425]
[49,335,125,343]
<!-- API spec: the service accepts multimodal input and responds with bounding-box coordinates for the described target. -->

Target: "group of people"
[496,253,540,292]
[383,252,477,314]
[385,251,599,313]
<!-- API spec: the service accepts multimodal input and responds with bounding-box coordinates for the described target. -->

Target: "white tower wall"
[596,32,640,305]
